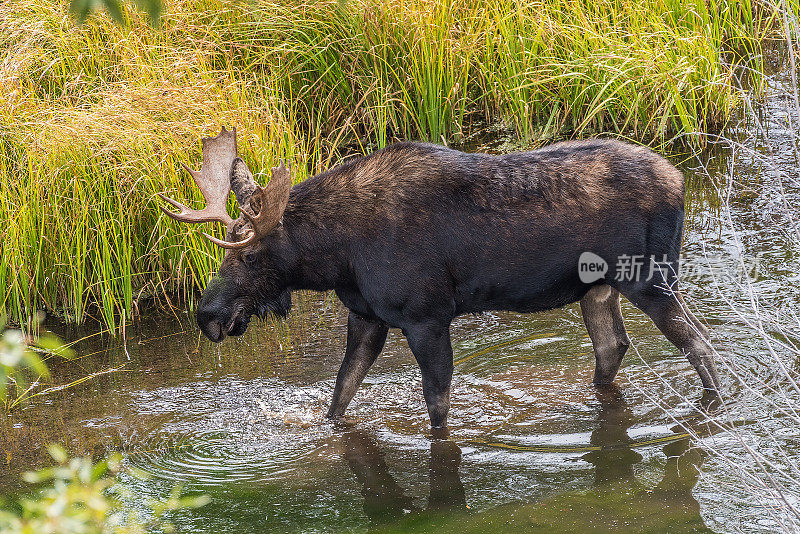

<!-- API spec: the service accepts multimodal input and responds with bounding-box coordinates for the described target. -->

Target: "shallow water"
[4,292,721,533]
[2,60,800,533]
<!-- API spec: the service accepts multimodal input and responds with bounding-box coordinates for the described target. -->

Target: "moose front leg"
[327,312,389,420]
[404,323,454,434]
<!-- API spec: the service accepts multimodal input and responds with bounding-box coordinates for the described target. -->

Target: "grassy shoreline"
[0,0,781,329]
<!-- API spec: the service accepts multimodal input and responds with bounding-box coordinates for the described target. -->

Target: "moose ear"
[241,159,291,232]
[262,160,292,220]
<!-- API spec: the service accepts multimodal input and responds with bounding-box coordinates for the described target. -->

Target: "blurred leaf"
[1,325,53,408]
[47,444,68,464]
[36,334,76,359]
[180,494,212,509]
[23,353,50,379]
[8,448,208,533]
[135,0,162,25]
[69,0,162,26]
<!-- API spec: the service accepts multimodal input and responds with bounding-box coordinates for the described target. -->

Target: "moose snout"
[197,299,228,342]
[197,276,237,342]
[199,314,226,342]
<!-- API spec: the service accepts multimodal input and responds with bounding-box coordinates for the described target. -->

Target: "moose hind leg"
[630,290,720,393]
[580,284,630,385]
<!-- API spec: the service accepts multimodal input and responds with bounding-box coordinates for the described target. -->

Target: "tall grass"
[0,0,782,328]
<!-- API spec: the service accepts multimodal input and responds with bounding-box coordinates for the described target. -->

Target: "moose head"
[159,127,294,342]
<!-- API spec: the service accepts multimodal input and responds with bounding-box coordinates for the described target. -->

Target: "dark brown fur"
[197,139,719,433]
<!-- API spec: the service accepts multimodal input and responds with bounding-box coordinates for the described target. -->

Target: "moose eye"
[242,251,256,265]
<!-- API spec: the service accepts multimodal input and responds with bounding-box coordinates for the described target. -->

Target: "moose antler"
[207,159,292,249]
[159,126,293,249]
[158,126,237,230]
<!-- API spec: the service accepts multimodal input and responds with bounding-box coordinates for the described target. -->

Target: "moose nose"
[197,307,227,343]
[197,275,232,342]
[203,318,226,342]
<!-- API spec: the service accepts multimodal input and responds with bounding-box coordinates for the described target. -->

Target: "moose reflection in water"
[342,431,466,523]
[340,386,710,532]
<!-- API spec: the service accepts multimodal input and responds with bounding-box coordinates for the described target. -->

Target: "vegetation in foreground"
[0,323,209,533]
[0,445,208,534]
[0,0,782,329]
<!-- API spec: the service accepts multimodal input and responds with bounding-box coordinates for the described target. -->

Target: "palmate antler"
[159,126,292,249]
[159,126,236,230]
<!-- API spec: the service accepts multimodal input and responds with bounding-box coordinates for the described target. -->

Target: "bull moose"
[159,127,719,433]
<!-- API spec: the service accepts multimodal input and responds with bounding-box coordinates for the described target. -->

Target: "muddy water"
[3,68,800,533]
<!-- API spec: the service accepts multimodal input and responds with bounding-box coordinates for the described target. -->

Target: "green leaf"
[23,353,49,379]
[36,334,76,360]
[102,0,125,25]
[91,459,110,480]
[46,444,68,464]
[180,494,212,509]
[134,0,162,26]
